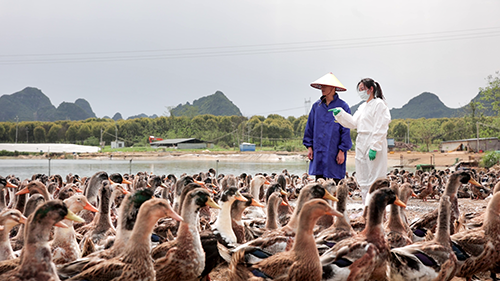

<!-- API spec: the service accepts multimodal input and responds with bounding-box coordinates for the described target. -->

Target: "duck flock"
[0,165,499,281]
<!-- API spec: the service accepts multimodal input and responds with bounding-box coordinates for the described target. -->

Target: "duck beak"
[0,226,3,231]
[280,200,288,207]
[393,196,407,208]
[251,199,265,208]
[65,209,85,223]
[108,178,116,185]
[161,183,168,188]
[6,181,17,188]
[15,187,30,196]
[264,180,271,185]
[280,189,288,196]
[205,186,217,194]
[75,187,84,193]
[205,197,221,209]
[167,209,183,222]
[326,208,343,218]
[84,202,99,213]
[54,221,69,228]
[411,192,418,198]
[195,180,206,187]
[18,215,27,225]
[469,178,482,187]
[323,190,339,202]
[122,178,133,185]
[235,190,248,202]
[117,185,130,195]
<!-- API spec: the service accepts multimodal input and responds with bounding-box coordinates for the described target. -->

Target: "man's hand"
[307,147,313,160]
[336,150,345,165]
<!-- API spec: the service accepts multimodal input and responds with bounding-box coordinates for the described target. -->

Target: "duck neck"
[483,196,500,237]
[122,211,157,257]
[0,224,15,260]
[53,218,77,246]
[364,201,386,242]
[0,189,5,210]
[95,191,114,232]
[292,211,319,259]
[215,198,237,244]
[287,196,307,230]
[387,203,405,233]
[265,199,279,230]
[18,220,57,277]
[435,200,451,246]
[177,204,201,248]
[250,180,262,200]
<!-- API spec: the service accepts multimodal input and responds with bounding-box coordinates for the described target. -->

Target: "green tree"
[480,71,500,115]
[78,124,92,141]
[33,126,46,142]
[65,124,79,142]
[47,124,63,142]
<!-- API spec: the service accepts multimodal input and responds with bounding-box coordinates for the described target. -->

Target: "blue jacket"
[303,94,352,179]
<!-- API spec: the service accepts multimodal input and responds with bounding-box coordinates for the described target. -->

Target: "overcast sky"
[1,1,499,119]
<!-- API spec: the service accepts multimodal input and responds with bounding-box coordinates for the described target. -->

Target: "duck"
[78,180,117,254]
[315,182,356,255]
[247,191,287,237]
[55,184,83,201]
[228,183,338,261]
[384,182,414,248]
[15,180,51,201]
[410,171,481,241]
[10,194,46,252]
[349,178,391,233]
[226,199,342,281]
[0,177,17,212]
[0,209,26,261]
[245,175,270,219]
[213,187,248,245]
[67,198,182,281]
[321,184,406,281]
[56,189,155,279]
[154,188,221,281]
[51,194,99,265]
[231,193,265,243]
[389,195,457,281]
[451,190,500,280]
[0,200,84,281]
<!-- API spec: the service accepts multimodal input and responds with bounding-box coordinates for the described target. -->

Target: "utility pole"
[260,122,263,151]
[476,122,480,152]
[304,98,311,115]
[15,116,19,144]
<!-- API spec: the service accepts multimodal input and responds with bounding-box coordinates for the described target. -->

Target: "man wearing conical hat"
[303,73,352,182]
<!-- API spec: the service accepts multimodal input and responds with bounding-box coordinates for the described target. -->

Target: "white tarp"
[0,143,100,153]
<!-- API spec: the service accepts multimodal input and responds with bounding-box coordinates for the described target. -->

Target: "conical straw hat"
[310,73,346,91]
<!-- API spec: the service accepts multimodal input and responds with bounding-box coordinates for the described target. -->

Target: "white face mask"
[358,90,369,101]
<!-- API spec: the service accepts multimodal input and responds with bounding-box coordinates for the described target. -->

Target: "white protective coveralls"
[334,98,391,205]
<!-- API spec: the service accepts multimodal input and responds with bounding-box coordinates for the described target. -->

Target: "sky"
[1,1,499,119]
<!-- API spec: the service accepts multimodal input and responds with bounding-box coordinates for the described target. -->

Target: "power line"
[1,27,500,65]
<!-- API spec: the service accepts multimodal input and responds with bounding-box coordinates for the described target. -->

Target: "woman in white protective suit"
[330,78,391,206]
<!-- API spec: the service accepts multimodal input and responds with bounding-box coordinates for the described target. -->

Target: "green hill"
[170,91,242,117]
[350,92,493,119]
[0,87,96,122]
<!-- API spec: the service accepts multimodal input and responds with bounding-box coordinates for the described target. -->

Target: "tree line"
[0,112,498,152]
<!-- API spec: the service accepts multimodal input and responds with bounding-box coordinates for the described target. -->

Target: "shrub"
[481,151,500,168]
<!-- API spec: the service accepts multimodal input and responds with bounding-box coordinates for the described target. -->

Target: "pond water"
[1,158,352,180]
